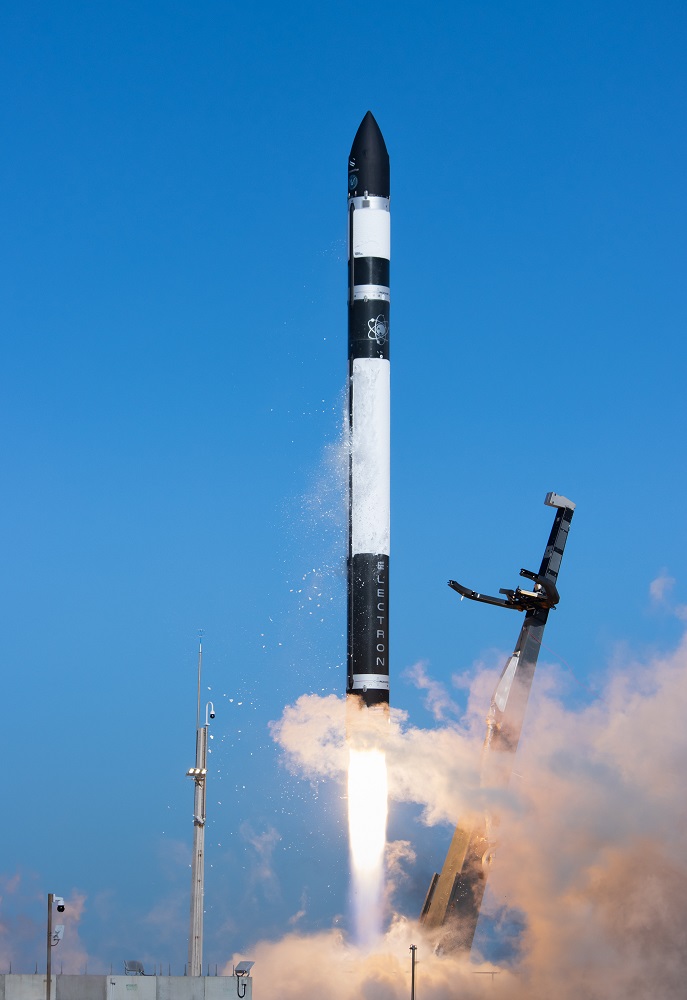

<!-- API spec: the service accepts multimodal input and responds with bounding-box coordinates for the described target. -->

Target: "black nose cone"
[348,111,389,199]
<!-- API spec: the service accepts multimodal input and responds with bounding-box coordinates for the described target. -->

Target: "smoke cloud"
[224,920,515,1000]
[271,684,485,828]
[266,630,687,998]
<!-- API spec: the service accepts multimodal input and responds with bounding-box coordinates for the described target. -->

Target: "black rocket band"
[346,112,391,709]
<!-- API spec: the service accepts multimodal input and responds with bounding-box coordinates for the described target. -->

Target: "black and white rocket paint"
[346,112,390,710]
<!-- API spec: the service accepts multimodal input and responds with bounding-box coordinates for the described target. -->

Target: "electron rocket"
[346,112,391,711]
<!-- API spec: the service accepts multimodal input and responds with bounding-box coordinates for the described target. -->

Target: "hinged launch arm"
[421,492,576,952]
[448,493,575,614]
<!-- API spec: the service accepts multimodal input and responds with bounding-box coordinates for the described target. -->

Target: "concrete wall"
[3,974,53,1000]
[107,979,157,1000]
[58,978,107,1000]
[155,979,204,1000]
[205,980,251,1000]
[0,979,250,1000]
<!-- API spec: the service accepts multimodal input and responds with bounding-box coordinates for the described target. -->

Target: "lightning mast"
[187,636,214,976]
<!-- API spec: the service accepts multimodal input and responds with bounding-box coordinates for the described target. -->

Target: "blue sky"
[2,0,686,985]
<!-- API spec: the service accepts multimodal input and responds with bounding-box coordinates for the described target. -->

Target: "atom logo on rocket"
[367,315,388,345]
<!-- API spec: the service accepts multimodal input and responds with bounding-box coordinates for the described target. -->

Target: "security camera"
[209,710,215,719]
[54,896,65,912]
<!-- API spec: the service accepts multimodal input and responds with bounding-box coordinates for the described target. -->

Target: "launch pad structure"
[421,492,576,952]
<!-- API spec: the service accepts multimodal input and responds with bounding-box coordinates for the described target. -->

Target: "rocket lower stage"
[348,358,390,707]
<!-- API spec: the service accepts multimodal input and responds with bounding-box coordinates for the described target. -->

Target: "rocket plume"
[347,747,388,944]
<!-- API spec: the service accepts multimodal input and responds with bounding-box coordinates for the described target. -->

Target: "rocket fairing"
[346,112,391,710]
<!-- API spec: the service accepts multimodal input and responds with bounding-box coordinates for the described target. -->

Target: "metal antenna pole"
[196,634,202,729]
[188,635,208,977]
[46,894,53,1000]
[409,944,417,1000]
